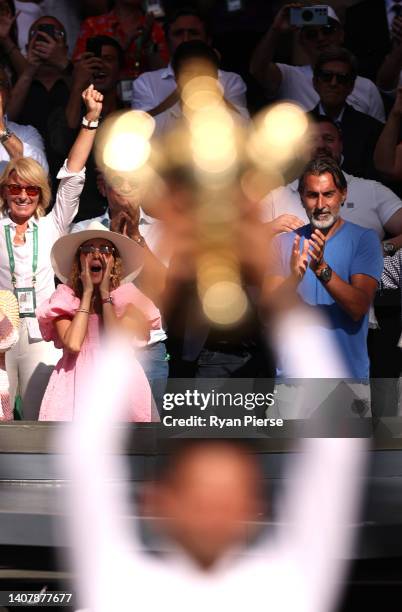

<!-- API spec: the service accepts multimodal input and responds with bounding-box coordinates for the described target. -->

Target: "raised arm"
[249,3,297,95]
[276,436,367,612]
[377,16,402,92]
[0,10,28,77]
[64,339,145,611]
[66,84,102,173]
[7,41,41,121]
[256,305,368,612]
[374,88,402,180]
[50,85,103,234]
[0,90,23,161]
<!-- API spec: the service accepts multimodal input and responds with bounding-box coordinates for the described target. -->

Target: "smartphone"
[35,23,57,42]
[86,37,104,58]
[226,0,242,12]
[289,6,328,27]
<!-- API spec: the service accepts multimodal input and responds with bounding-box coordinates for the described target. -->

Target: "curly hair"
[69,248,123,299]
[0,157,51,218]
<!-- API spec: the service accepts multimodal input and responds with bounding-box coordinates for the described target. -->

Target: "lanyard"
[4,224,38,287]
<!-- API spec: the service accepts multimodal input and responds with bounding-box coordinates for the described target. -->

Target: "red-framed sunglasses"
[6,184,41,197]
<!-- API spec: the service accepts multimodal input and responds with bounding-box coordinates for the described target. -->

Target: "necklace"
[13,227,26,245]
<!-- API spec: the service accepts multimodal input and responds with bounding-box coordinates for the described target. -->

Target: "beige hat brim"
[51,226,144,284]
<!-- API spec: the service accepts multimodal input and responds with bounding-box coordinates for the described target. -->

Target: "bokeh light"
[202,281,248,326]
[97,110,155,173]
[182,75,224,115]
[248,102,310,171]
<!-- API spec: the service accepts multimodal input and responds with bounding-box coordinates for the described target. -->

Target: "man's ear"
[341,189,347,205]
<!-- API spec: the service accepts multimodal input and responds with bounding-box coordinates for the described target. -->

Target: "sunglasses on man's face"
[29,27,65,40]
[316,69,353,85]
[7,184,41,197]
[80,245,115,255]
[302,24,338,40]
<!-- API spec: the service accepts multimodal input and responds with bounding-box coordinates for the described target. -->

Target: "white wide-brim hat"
[51,221,144,284]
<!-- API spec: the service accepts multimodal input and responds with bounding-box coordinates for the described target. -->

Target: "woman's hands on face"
[80,253,94,295]
[99,254,114,297]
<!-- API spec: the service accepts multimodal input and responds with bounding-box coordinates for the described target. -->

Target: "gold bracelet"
[76,308,90,314]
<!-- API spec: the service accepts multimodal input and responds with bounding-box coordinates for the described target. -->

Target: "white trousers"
[6,319,61,420]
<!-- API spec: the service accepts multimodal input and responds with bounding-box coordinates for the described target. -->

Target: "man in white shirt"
[131,7,249,121]
[262,116,402,250]
[0,65,48,173]
[68,323,368,612]
[250,3,385,122]
[148,39,248,138]
[71,171,168,412]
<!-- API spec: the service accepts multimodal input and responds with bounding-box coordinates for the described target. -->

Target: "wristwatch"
[0,127,12,144]
[316,264,332,284]
[81,116,99,129]
[383,242,396,256]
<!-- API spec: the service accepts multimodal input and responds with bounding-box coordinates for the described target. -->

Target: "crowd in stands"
[0,0,401,421]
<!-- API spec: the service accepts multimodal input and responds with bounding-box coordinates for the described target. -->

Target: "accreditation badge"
[14,287,36,317]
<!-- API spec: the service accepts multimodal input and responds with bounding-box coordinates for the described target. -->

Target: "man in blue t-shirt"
[265,157,383,379]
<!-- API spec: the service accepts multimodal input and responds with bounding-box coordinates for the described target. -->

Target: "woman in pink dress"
[37,221,160,421]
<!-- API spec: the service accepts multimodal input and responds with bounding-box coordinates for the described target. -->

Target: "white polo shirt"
[261,171,401,238]
[132,64,250,120]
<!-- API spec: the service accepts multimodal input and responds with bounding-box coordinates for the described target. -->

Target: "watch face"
[319,266,332,282]
[384,243,395,255]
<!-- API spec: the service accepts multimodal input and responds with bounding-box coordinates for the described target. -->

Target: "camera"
[289,6,328,27]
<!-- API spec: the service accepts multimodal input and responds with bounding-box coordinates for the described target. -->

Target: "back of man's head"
[145,438,265,568]
[172,39,219,81]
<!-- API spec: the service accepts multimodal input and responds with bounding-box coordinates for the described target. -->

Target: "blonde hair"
[69,247,123,299]
[0,157,51,218]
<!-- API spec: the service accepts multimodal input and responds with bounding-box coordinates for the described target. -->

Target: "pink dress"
[37,284,160,421]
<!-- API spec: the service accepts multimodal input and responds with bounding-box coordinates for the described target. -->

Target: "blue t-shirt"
[272,222,383,379]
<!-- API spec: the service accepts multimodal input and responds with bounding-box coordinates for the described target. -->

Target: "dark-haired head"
[308,116,343,163]
[298,156,346,196]
[172,39,219,79]
[142,437,265,568]
[314,46,358,82]
[165,6,211,53]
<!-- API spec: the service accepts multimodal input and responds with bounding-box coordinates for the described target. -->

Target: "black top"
[18,78,70,139]
[344,0,391,82]
[309,103,384,180]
